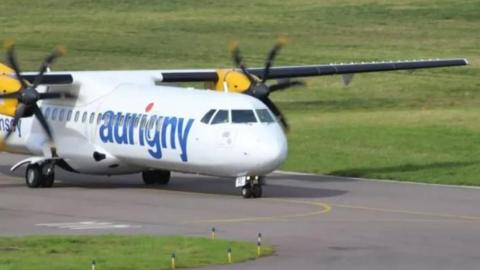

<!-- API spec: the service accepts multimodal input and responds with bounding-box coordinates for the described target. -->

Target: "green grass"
[0,235,273,270]
[0,0,479,185]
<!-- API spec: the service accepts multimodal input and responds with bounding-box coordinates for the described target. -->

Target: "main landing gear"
[142,170,171,185]
[25,162,55,188]
[238,176,264,199]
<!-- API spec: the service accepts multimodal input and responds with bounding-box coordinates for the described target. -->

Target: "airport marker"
[91,259,96,270]
[211,227,216,240]
[257,233,262,256]
[227,247,232,263]
[171,253,176,269]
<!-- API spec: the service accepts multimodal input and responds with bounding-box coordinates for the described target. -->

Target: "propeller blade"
[31,103,53,142]
[0,92,20,99]
[262,43,283,84]
[229,40,256,83]
[32,46,66,89]
[268,79,305,93]
[261,97,289,130]
[3,103,26,142]
[4,41,27,89]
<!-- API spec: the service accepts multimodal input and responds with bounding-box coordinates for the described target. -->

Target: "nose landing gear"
[238,176,264,199]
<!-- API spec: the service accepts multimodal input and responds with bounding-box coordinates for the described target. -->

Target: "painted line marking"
[36,221,142,230]
[274,170,480,190]
[330,203,480,222]
[184,199,332,224]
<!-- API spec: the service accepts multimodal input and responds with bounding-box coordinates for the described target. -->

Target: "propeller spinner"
[229,38,305,130]
[1,41,70,157]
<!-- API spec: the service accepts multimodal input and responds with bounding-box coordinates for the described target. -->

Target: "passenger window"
[134,115,141,128]
[82,112,87,123]
[66,110,72,121]
[96,113,102,125]
[89,113,95,124]
[102,113,112,125]
[74,111,80,122]
[45,107,51,119]
[148,115,157,130]
[59,109,65,121]
[52,108,58,121]
[118,115,124,126]
[256,109,274,123]
[156,116,163,131]
[211,110,229,125]
[140,115,148,129]
[112,114,118,126]
[201,109,216,124]
[232,110,257,123]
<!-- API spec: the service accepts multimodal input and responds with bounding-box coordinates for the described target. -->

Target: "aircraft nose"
[255,129,288,172]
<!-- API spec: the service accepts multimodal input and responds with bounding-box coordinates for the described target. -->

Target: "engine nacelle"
[0,63,20,117]
[206,69,253,93]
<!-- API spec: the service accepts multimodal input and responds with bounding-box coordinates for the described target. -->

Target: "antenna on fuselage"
[223,81,229,93]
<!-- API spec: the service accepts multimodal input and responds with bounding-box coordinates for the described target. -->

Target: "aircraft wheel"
[251,184,263,198]
[241,185,252,199]
[25,164,42,188]
[41,172,55,188]
[156,170,170,185]
[142,170,171,185]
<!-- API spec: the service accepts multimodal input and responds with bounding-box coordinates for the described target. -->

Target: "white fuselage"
[0,71,288,178]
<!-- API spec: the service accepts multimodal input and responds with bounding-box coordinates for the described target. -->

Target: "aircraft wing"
[22,74,73,85]
[159,58,468,82]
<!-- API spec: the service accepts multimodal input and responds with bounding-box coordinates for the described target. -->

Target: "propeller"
[1,40,70,157]
[229,38,305,130]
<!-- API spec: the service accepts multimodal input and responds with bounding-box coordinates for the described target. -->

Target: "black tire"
[251,185,263,198]
[241,185,252,199]
[41,172,55,188]
[25,164,42,188]
[142,170,171,185]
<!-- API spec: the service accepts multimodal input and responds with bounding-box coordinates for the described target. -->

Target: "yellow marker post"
[91,259,96,270]
[211,227,216,240]
[227,248,232,263]
[257,233,262,257]
[171,253,176,269]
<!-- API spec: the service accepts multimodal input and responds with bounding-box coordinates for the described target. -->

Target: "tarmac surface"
[1,153,480,270]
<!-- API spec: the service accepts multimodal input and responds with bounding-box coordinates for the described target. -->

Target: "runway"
[1,153,479,270]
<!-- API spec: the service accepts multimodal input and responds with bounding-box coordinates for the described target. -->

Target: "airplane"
[0,39,468,198]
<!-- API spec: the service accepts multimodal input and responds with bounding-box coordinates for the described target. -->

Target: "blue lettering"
[177,118,194,162]
[5,119,10,132]
[113,112,128,144]
[16,120,21,137]
[99,110,114,143]
[145,126,162,159]
[138,115,146,146]
[98,110,194,162]
[162,117,177,149]
[127,113,137,145]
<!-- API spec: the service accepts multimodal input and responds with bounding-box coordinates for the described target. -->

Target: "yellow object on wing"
[0,63,20,117]
[207,69,252,93]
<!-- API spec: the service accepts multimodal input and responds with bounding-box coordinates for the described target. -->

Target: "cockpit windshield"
[255,109,274,123]
[232,110,257,123]
[200,108,275,125]
[211,110,229,125]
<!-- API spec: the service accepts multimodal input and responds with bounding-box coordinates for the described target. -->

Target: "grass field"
[0,0,479,185]
[0,235,272,270]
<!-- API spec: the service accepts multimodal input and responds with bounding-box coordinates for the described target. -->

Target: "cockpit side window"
[256,109,274,123]
[232,110,257,123]
[201,109,216,124]
[211,110,229,125]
